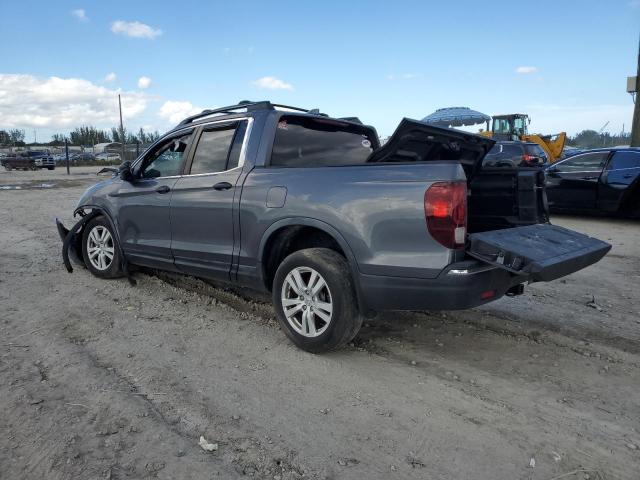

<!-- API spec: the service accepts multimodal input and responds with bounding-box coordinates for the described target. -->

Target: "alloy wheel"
[280,266,333,337]
[86,225,115,271]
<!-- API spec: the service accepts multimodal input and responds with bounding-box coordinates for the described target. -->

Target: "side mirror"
[118,161,134,181]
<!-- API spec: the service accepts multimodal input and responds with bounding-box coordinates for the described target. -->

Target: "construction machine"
[480,114,566,162]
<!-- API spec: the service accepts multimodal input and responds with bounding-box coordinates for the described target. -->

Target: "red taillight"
[424,182,467,249]
[481,289,496,300]
[522,153,534,164]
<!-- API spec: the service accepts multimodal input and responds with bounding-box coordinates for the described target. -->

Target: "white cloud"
[158,100,202,124]
[516,66,538,74]
[71,9,88,22]
[111,20,162,39]
[104,72,117,82]
[137,76,152,89]
[251,76,294,91]
[0,74,148,130]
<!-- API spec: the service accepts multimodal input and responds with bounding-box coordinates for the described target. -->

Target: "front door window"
[139,132,192,178]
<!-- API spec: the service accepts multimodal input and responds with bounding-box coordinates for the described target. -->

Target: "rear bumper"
[358,260,524,311]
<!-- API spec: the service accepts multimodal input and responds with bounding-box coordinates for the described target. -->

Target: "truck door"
[169,120,249,281]
[114,130,194,270]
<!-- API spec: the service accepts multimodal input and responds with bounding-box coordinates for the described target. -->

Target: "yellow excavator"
[480,114,566,163]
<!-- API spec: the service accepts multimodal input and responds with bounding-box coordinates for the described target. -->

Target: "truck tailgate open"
[467,224,611,282]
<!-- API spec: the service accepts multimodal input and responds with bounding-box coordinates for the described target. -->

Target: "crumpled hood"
[367,118,495,179]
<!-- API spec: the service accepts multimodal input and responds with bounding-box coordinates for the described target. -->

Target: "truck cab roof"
[167,100,373,136]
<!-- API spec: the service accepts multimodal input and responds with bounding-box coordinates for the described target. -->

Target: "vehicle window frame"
[554,151,610,173]
[134,129,195,179]
[183,120,249,176]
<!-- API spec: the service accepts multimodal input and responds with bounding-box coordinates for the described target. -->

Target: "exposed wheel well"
[262,226,347,291]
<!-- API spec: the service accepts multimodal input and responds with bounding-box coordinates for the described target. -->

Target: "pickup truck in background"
[57,101,611,352]
[24,150,56,170]
[2,153,38,170]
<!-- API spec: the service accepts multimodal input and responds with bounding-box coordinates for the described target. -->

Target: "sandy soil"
[1,167,639,479]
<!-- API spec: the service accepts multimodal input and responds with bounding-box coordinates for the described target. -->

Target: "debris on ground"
[586,296,603,311]
[198,435,218,452]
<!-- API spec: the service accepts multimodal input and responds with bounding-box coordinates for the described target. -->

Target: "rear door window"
[270,116,377,167]
[188,121,248,174]
[608,151,640,171]
[190,127,236,174]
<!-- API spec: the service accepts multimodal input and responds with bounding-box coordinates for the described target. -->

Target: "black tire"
[81,216,123,279]
[47,166,55,170]
[272,248,362,353]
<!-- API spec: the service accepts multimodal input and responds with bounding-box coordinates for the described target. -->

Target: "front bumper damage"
[56,210,94,273]
[57,208,136,285]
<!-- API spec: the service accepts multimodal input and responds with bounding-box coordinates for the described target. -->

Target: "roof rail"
[177,100,325,126]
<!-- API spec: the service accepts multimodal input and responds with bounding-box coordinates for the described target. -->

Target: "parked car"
[57,101,610,352]
[2,153,39,170]
[545,148,640,216]
[23,150,55,170]
[96,152,121,163]
[71,153,96,162]
[483,141,548,168]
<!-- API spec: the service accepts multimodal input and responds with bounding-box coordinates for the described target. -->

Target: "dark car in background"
[1,153,37,170]
[545,148,640,216]
[70,152,96,162]
[482,141,548,168]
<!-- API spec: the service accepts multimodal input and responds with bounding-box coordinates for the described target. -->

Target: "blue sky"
[1,0,639,142]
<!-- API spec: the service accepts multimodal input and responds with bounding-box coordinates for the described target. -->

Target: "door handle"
[155,185,171,194]
[623,173,633,179]
[213,181,233,191]
[581,176,597,180]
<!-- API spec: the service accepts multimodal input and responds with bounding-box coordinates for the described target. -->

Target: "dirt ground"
[1,167,639,480]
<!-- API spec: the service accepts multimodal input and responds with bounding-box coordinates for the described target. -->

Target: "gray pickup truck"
[57,101,611,352]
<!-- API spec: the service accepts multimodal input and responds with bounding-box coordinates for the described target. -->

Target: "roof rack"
[177,100,325,126]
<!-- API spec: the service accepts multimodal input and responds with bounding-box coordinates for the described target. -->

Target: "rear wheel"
[81,216,123,278]
[273,248,362,353]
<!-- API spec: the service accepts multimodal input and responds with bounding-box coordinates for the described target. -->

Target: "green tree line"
[51,126,161,146]
[1,126,161,147]
[566,130,631,149]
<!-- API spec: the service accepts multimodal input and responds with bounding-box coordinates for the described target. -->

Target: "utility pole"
[65,138,70,175]
[118,94,126,160]
[631,34,640,147]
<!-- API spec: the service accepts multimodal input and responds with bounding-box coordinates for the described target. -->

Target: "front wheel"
[273,248,362,353]
[81,216,123,278]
